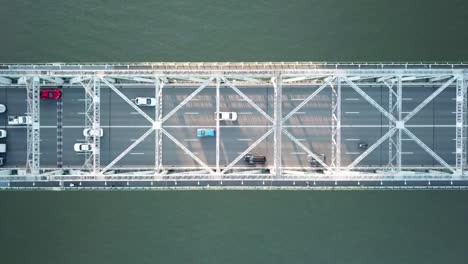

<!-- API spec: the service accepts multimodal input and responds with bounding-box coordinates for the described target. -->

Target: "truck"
[8,116,31,125]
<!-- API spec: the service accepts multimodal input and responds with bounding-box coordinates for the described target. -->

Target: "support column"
[26,76,40,177]
[273,75,282,177]
[331,76,341,171]
[155,76,163,174]
[455,76,466,176]
[396,76,402,173]
[83,76,101,177]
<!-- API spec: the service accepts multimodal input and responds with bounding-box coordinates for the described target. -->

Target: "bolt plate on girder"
[395,121,405,129]
[153,122,161,129]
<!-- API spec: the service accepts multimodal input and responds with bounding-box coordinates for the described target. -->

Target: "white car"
[83,128,103,137]
[74,143,92,152]
[0,129,6,138]
[0,104,5,113]
[135,97,156,106]
[216,112,237,121]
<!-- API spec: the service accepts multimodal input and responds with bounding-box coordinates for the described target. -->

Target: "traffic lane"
[400,127,435,166]
[99,127,111,165]
[2,127,27,166]
[39,97,60,127]
[434,87,457,125]
[403,87,434,125]
[108,87,155,126]
[433,127,456,165]
[4,87,27,117]
[282,87,331,126]
[163,86,271,126]
[108,127,155,167]
[281,127,332,167]
[162,127,214,167]
[62,88,85,126]
[341,87,383,126]
[39,127,57,166]
[62,127,87,166]
[100,88,111,127]
[341,127,383,166]
[0,87,8,127]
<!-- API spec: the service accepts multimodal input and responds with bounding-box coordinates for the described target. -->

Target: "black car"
[244,154,266,165]
[358,143,368,149]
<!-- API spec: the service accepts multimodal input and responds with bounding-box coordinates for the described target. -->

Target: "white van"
[0,104,5,113]
[0,143,6,153]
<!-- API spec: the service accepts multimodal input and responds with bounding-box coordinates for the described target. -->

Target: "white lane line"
[76,99,86,101]
[345,98,360,101]
[130,153,145,155]
[345,112,360,114]
[185,152,198,155]
[236,98,245,101]
[401,152,413,155]
[345,138,360,141]
[401,138,413,141]
[346,152,360,155]
[291,152,306,155]
[401,112,411,114]
[238,112,252,115]
[451,112,466,114]
[291,98,306,101]
[183,139,198,141]
[402,98,413,101]
[297,138,306,141]
[130,139,138,141]
[77,112,85,115]
[184,112,199,115]
[295,112,306,114]
[237,139,252,141]
[130,112,141,115]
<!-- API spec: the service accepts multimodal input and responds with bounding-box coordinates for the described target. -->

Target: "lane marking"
[185,152,198,155]
[129,112,141,115]
[345,112,360,114]
[77,112,85,115]
[130,153,145,155]
[295,112,306,114]
[238,112,253,115]
[401,138,413,141]
[76,99,86,101]
[401,152,413,155]
[345,138,360,141]
[291,152,306,155]
[237,139,252,141]
[402,98,413,101]
[297,138,306,141]
[291,98,306,101]
[345,98,360,101]
[346,152,360,155]
[183,139,198,141]
[184,112,199,115]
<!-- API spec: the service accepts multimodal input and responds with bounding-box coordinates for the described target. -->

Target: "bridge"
[0,62,467,189]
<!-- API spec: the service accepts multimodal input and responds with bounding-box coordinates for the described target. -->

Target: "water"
[1,0,468,263]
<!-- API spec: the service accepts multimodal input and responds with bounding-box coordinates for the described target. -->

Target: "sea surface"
[1,0,468,263]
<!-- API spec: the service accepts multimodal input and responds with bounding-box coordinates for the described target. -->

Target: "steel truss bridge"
[0,62,468,189]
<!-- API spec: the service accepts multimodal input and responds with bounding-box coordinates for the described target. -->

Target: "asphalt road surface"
[0,83,465,170]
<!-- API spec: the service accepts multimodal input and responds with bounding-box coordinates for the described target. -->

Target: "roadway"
[0,83,464,170]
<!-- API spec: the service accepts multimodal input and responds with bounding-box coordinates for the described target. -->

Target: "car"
[83,128,103,137]
[0,104,5,113]
[74,143,92,152]
[216,112,238,121]
[244,153,266,165]
[0,157,3,166]
[40,88,62,99]
[0,129,6,138]
[197,128,215,137]
[135,97,156,106]
[307,154,325,166]
[358,143,368,150]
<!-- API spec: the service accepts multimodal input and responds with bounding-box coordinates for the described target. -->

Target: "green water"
[1,0,468,263]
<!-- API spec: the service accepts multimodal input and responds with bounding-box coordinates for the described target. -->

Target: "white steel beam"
[100,128,155,175]
[282,77,334,123]
[222,77,274,123]
[272,75,282,177]
[331,77,341,171]
[0,76,12,84]
[403,77,456,122]
[26,77,40,176]
[161,128,214,174]
[455,76,466,175]
[101,77,155,124]
[403,127,456,173]
[221,129,273,174]
[161,77,214,123]
[343,77,397,123]
[346,128,397,170]
[154,77,163,174]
